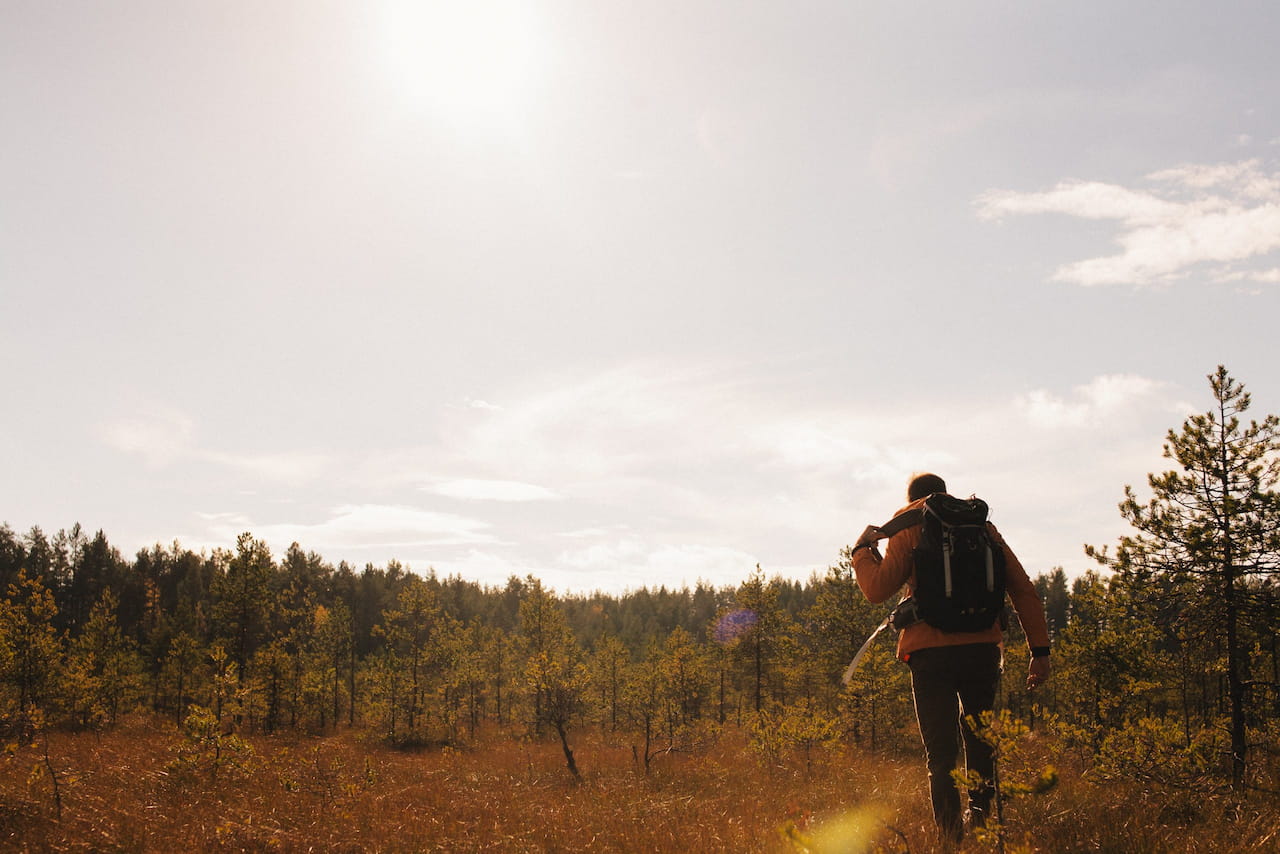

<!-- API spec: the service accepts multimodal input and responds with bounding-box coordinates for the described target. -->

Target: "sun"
[375,0,548,128]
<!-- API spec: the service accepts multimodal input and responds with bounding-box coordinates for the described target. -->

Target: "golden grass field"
[2,718,1277,853]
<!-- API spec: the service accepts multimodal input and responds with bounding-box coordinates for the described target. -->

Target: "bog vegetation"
[2,367,1278,852]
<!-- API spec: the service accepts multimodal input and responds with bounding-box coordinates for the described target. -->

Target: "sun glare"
[376,0,547,127]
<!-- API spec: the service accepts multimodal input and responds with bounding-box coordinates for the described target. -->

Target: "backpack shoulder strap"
[872,507,924,541]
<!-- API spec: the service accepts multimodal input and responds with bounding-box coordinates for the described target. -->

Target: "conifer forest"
[3,368,1279,852]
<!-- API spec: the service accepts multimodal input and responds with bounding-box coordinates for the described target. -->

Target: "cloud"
[199,503,497,555]
[196,510,252,528]
[424,363,1188,586]
[424,478,561,502]
[975,159,1280,286]
[427,542,759,595]
[446,362,951,494]
[443,362,748,482]
[99,408,195,467]
[975,181,1180,223]
[1016,374,1174,429]
[438,364,954,551]
[435,549,540,587]
[202,450,331,482]
[99,407,330,482]
[1215,267,1280,284]
[555,535,761,592]
[761,423,879,470]
[165,364,1198,593]
[365,538,759,595]
[1147,161,1280,198]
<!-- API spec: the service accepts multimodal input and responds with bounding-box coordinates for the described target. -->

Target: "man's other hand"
[1027,656,1050,691]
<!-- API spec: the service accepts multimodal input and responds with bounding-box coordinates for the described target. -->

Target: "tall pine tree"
[1092,366,1280,790]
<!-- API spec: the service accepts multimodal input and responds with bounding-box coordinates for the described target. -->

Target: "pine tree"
[211,534,275,672]
[1033,567,1071,641]
[0,571,64,730]
[1091,366,1280,790]
[728,566,795,713]
[658,626,709,738]
[588,633,631,734]
[67,589,143,727]
[376,576,444,741]
[625,639,665,773]
[313,600,353,730]
[519,578,586,779]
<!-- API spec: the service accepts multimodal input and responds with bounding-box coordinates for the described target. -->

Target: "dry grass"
[1,718,1276,853]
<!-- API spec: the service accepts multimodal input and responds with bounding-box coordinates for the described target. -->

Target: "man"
[851,473,1051,843]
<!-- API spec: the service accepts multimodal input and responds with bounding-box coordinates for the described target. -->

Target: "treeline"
[1,522,1274,783]
[0,525,841,737]
[2,366,1278,796]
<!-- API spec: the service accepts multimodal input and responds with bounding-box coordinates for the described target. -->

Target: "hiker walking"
[850,473,1051,844]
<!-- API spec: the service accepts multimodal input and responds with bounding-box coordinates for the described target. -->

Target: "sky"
[4,1,1280,594]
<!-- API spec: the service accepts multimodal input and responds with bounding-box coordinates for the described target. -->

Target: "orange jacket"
[851,495,1051,661]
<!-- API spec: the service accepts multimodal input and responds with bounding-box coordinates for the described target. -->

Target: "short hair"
[907,473,946,502]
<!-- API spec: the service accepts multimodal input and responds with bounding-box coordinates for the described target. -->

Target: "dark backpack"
[911,494,1007,632]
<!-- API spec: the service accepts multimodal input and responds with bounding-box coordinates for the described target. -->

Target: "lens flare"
[714,609,757,644]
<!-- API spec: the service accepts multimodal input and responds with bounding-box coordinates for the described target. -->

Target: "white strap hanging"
[943,528,953,597]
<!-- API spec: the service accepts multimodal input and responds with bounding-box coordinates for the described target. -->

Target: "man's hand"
[855,525,882,549]
[1027,656,1050,691]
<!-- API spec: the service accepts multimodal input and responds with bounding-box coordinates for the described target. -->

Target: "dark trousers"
[907,643,1002,840]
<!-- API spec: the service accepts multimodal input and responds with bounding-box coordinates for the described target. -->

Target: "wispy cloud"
[411,364,1193,587]
[172,364,1198,591]
[99,408,330,482]
[199,503,496,555]
[556,536,760,591]
[758,423,879,470]
[99,408,195,468]
[201,450,331,482]
[1215,267,1280,284]
[424,478,561,502]
[1016,374,1178,429]
[976,159,1280,286]
[196,510,253,528]
[442,362,750,482]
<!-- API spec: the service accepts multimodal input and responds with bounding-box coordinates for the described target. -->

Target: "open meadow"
[3,717,1277,853]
